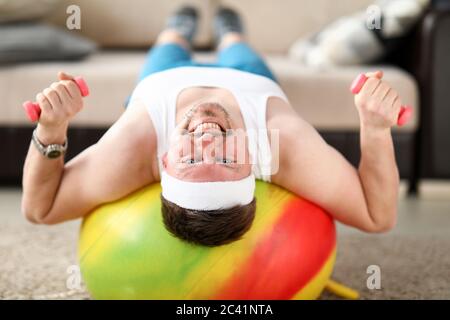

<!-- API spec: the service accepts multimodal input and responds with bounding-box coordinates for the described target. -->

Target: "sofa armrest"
[411,8,450,179]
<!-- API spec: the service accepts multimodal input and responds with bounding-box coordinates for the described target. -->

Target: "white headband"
[161,171,255,210]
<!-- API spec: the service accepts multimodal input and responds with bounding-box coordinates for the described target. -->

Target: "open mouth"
[188,121,226,134]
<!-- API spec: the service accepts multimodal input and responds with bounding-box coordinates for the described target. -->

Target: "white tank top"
[128,66,289,182]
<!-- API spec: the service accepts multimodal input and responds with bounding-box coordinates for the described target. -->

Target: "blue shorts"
[137,42,277,83]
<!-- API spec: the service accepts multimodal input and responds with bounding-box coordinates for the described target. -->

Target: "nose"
[196,133,218,163]
[198,132,215,148]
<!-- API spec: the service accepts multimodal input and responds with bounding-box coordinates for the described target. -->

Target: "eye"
[225,129,234,136]
[219,158,234,164]
[183,158,201,164]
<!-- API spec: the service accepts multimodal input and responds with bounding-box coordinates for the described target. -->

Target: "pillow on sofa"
[0,23,97,63]
[0,0,59,23]
[289,0,430,67]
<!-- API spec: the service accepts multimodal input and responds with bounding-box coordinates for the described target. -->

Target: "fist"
[354,71,402,130]
[36,72,84,129]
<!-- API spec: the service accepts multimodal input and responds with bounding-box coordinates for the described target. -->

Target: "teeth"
[193,122,222,133]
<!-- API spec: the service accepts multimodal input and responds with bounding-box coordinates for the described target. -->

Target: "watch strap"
[32,128,68,158]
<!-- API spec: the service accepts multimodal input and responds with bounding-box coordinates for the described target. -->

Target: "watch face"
[47,150,62,159]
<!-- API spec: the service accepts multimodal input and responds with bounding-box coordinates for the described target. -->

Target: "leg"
[137,29,194,81]
[138,6,199,81]
[125,6,199,107]
[213,8,277,82]
[217,33,278,82]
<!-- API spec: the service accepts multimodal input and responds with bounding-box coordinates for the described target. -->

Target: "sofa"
[0,0,446,193]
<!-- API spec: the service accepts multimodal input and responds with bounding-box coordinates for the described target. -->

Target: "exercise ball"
[78,181,336,299]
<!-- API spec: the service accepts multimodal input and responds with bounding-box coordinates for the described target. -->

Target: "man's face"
[163,102,252,182]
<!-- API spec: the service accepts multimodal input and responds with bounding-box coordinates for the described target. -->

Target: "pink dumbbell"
[23,76,89,122]
[350,73,413,127]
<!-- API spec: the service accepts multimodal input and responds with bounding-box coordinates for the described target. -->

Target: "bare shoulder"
[95,100,159,181]
[265,96,328,184]
[266,96,309,140]
[72,99,159,200]
[101,100,156,146]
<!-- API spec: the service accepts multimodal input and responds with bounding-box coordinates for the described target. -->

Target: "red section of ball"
[214,197,336,299]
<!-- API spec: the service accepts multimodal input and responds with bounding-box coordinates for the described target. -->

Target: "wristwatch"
[32,128,68,159]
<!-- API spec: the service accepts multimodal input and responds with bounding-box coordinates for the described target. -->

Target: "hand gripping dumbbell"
[350,74,413,126]
[23,77,89,122]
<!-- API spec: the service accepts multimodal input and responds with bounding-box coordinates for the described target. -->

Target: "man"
[22,7,401,246]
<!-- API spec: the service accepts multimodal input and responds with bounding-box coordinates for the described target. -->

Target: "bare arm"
[271,71,401,232]
[272,116,398,232]
[22,74,156,224]
[358,126,399,230]
[22,123,67,224]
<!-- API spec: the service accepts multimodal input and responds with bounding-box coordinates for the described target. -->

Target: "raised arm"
[270,71,400,233]
[21,73,157,224]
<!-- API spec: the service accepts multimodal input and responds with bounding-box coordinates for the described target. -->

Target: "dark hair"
[161,195,256,247]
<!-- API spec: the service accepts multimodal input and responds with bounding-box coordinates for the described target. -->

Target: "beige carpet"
[1,218,449,300]
[323,233,450,299]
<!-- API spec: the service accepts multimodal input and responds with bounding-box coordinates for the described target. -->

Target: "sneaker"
[166,6,199,44]
[213,7,244,47]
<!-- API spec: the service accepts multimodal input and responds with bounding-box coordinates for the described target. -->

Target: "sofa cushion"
[268,55,419,131]
[1,52,141,127]
[0,51,418,132]
[0,23,97,63]
[44,0,380,53]
[45,0,213,48]
[0,0,59,23]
